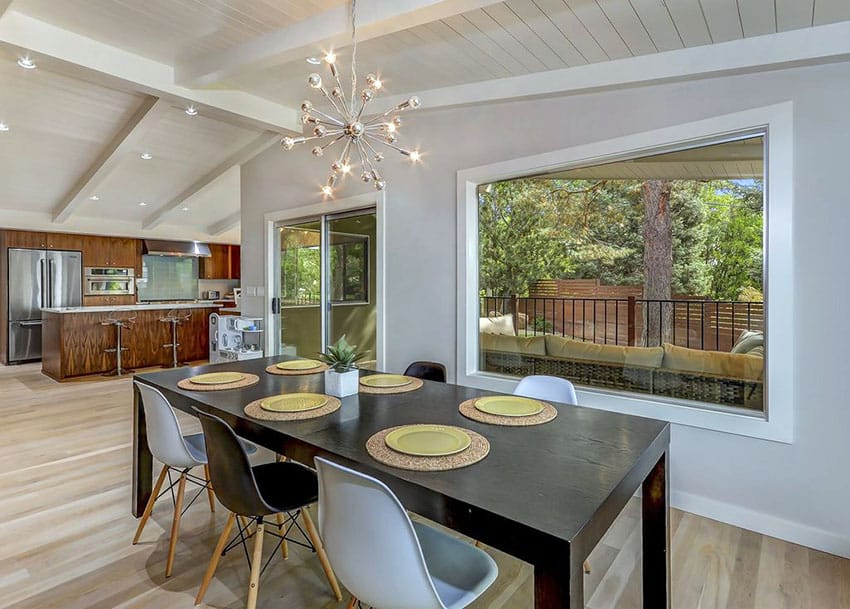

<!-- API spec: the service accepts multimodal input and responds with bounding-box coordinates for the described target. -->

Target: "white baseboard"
[672,490,850,559]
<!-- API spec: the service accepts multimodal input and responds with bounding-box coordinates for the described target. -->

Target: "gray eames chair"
[132,381,255,577]
[315,457,498,609]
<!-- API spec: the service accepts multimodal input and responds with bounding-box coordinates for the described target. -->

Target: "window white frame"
[457,103,794,443]
[264,192,386,369]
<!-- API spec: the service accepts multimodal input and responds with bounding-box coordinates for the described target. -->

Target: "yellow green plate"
[190,372,245,385]
[385,424,471,457]
[276,359,323,371]
[360,374,412,388]
[260,393,328,413]
[474,395,545,417]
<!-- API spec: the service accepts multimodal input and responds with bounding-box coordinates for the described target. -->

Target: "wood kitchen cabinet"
[4,230,48,249]
[47,233,83,251]
[200,244,240,279]
[82,236,139,268]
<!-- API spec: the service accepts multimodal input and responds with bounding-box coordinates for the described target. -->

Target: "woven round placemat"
[359,376,424,395]
[366,425,489,471]
[458,398,558,426]
[244,394,341,421]
[177,373,260,392]
[265,362,329,376]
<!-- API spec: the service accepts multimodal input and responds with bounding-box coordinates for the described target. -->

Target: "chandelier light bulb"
[365,73,382,90]
[409,96,421,109]
[361,171,372,182]
[308,73,322,88]
[385,133,397,144]
[282,137,295,150]
[322,185,333,197]
[312,146,324,157]
[301,100,313,112]
[374,152,384,162]
[331,87,342,98]
[331,161,342,173]
[409,150,421,162]
[314,125,327,137]
[374,179,386,191]
[392,116,402,127]
[361,89,373,102]
[385,123,396,133]
[341,162,351,174]
[324,51,336,64]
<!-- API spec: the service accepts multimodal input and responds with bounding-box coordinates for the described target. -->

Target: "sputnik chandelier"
[280,0,422,197]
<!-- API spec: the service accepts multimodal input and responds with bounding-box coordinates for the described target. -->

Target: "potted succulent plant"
[318,335,367,397]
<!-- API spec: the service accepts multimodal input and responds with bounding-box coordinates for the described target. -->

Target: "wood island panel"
[41,307,217,380]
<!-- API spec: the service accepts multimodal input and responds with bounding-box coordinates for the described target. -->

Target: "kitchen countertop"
[42,303,223,314]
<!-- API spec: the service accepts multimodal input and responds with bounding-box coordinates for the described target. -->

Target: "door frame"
[263,192,386,369]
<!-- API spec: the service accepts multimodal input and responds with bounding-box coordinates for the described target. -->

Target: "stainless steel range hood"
[143,239,211,257]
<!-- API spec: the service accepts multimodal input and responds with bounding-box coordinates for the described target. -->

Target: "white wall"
[241,61,850,557]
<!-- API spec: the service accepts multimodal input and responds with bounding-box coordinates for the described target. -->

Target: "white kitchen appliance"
[208,313,264,363]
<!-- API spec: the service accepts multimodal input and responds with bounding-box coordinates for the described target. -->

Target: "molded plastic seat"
[514,375,578,405]
[133,382,216,577]
[193,409,341,609]
[404,361,447,383]
[315,457,498,609]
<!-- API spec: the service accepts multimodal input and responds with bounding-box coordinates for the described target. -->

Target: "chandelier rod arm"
[363,132,411,156]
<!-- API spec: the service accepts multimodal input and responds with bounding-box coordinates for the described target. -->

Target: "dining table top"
[135,356,670,548]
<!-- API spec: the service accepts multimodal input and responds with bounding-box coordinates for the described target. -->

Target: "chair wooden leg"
[165,472,187,578]
[246,520,266,609]
[203,464,216,512]
[275,513,289,560]
[132,464,169,544]
[195,512,236,606]
[301,508,342,601]
[239,515,255,539]
[346,595,357,609]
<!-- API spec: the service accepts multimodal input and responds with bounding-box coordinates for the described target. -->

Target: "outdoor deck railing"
[481,295,764,352]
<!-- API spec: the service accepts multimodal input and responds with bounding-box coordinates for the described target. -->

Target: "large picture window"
[477,135,766,413]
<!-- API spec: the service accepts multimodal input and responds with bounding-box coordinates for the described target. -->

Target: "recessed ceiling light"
[140,152,153,160]
[0,122,8,132]
[185,105,198,116]
[17,56,37,70]
[88,195,100,201]
[180,206,190,211]
[138,201,148,206]
[306,56,322,65]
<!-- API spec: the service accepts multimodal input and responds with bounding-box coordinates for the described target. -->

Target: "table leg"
[534,554,583,609]
[642,451,670,609]
[132,382,153,517]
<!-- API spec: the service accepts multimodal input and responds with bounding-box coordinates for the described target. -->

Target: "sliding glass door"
[274,209,377,368]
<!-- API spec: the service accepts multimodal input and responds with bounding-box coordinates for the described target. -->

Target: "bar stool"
[160,310,191,368]
[101,314,135,376]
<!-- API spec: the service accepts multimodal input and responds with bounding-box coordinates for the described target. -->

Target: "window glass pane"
[478,135,765,412]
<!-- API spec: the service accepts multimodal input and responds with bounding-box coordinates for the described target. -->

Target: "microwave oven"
[84,267,135,296]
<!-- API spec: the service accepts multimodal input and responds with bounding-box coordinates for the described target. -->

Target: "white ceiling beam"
[175,0,503,87]
[208,211,241,236]
[0,10,300,132]
[52,97,168,223]
[143,133,278,230]
[379,19,850,111]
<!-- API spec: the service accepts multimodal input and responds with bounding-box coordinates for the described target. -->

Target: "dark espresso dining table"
[132,357,670,609]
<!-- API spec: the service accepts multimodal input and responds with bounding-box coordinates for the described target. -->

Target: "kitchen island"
[41,303,220,380]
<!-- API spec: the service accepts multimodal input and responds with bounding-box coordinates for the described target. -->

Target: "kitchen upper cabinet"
[200,244,240,279]
[46,233,83,251]
[4,230,48,249]
[82,236,139,268]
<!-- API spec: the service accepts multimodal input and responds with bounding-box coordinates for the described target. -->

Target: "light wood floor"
[1,362,848,609]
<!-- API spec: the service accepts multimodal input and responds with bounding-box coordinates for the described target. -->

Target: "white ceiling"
[0,0,849,244]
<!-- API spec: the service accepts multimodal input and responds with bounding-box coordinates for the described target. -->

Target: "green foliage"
[532,316,554,333]
[317,334,367,371]
[478,177,763,300]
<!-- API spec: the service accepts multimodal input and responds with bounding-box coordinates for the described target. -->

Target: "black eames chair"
[403,361,447,383]
[193,409,341,609]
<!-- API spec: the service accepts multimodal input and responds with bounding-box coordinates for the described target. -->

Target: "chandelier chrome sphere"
[280,0,422,197]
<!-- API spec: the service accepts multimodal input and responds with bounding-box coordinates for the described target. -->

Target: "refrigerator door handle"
[39,258,47,309]
[48,258,55,307]
[17,320,43,327]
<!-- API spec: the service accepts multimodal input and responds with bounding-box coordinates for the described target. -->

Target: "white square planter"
[324,368,359,398]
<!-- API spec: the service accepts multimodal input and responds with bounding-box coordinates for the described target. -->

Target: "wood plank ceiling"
[227,0,850,106]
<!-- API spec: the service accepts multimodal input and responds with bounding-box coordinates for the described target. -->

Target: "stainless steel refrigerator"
[7,248,82,363]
